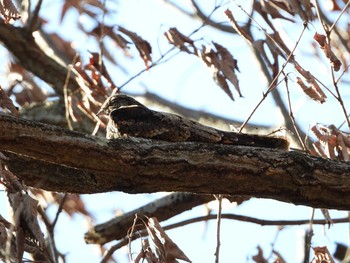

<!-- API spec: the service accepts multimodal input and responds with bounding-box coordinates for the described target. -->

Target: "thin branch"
[98,213,350,261]
[26,0,43,32]
[314,1,350,129]
[284,74,306,150]
[239,23,307,132]
[119,1,223,90]
[328,0,350,34]
[63,54,79,130]
[214,194,223,263]
[51,194,67,228]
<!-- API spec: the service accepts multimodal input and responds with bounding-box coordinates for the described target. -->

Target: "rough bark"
[1,112,350,210]
[84,192,217,244]
[0,23,78,95]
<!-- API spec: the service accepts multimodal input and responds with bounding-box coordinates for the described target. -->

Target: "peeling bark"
[1,113,350,210]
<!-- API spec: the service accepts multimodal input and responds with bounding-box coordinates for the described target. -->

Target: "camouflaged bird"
[98,94,289,149]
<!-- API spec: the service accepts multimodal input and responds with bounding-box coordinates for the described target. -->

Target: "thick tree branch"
[0,22,78,95]
[85,192,216,244]
[1,113,350,210]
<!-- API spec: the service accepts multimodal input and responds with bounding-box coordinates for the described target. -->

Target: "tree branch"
[0,23,78,95]
[1,113,350,210]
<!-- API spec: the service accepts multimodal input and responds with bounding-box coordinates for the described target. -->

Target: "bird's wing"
[109,105,192,141]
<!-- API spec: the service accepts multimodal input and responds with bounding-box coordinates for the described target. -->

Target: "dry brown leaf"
[53,193,92,217]
[134,239,158,263]
[311,140,328,158]
[146,217,191,263]
[0,86,19,116]
[13,81,48,107]
[90,24,131,57]
[60,0,105,22]
[295,63,327,103]
[164,27,195,54]
[252,246,268,263]
[118,26,152,69]
[314,33,342,71]
[254,1,294,30]
[7,62,48,106]
[111,33,131,56]
[47,33,77,62]
[0,0,20,23]
[296,77,326,103]
[88,51,116,90]
[269,0,295,15]
[272,250,287,263]
[289,0,314,21]
[259,0,295,22]
[329,0,342,11]
[197,44,240,100]
[213,70,234,100]
[225,9,253,43]
[312,246,335,263]
[1,169,54,262]
[269,32,292,58]
[310,124,350,161]
[213,42,242,97]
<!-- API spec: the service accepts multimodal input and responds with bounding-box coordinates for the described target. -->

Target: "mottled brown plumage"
[99,94,289,149]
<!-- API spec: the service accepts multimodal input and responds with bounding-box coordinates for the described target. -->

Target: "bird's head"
[97,94,145,115]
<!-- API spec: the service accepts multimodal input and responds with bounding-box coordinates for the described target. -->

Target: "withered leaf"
[88,51,116,89]
[269,0,294,16]
[225,9,253,43]
[118,26,152,69]
[252,246,268,263]
[213,70,234,101]
[314,33,342,71]
[288,0,314,22]
[90,24,131,57]
[0,86,19,116]
[0,0,20,23]
[259,1,295,22]
[296,77,326,103]
[165,27,195,54]
[146,217,191,262]
[312,246,335,263]
[213,42,241,97]
[197,44,240,100]
[295,63,327,103]
[60,0,105,22]
[310,124,350,161]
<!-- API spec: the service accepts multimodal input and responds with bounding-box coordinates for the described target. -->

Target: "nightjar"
[98,94,289,149]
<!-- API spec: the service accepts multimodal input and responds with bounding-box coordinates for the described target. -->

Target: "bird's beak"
[96,97,111,116]
[96,108,104,116]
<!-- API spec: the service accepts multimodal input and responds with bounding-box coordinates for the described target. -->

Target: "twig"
[267,226,283,261]
[304,208,315,263]
[98,213,350,262]
[284,74,306,150]
[314,0,350,129]
[63,54,79,130]
[52,194,68,228]
[26,0,43,32]
[214,194,223,263]
[118,2,221,91]
[328,0,350,34]
[239,23,307,132]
